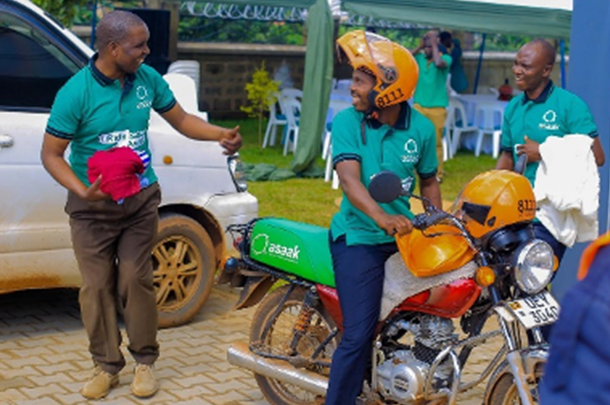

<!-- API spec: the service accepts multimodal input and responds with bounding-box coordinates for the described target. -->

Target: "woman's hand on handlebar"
[375,213,413,236]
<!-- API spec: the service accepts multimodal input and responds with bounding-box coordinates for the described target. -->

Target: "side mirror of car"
[369,171,409,203]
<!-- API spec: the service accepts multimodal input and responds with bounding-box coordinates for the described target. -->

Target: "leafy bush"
[241,62,280,145]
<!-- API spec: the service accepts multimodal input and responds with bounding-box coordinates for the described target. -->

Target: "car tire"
[152,213,216,328]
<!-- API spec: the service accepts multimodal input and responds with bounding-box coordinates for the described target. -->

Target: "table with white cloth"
[453,94,509,154]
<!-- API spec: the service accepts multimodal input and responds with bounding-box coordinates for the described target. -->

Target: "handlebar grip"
[412,211,447,230]
[412,214,428,230]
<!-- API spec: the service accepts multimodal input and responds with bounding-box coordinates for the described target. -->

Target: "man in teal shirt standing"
[324,30,441,405]
[411,30,452,182]
[496,39,605,263]
[41,10,242,400]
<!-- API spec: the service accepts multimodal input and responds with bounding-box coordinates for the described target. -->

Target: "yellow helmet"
[450,170,536,239]
[336,30,418,109]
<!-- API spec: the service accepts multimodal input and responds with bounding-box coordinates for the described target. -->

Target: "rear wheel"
[152,214,216,328]
[250,285,340,405]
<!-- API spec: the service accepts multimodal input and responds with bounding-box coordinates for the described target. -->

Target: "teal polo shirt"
[46,55,176,187]
[500,81,598,188]
[413,53,452,108]
[330,103,438,246]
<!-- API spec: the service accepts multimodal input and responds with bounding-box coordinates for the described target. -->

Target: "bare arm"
[410,38,424,55]
[40,133,106,201]
[419,176,442,209]
[336,160,413,235]
[496,150,515,171]
[161,103,242,155]
[592,137,605,167]
[427,32,447,68]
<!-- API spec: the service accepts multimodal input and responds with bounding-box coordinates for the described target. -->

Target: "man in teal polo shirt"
[324,30,441,405]
[411,30,452,181]
[41,10,241,400]
[496,38,605,263]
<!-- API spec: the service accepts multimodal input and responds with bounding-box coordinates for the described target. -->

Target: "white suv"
[0,0,258,327]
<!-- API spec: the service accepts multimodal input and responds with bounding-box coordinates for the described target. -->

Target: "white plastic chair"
[442,103,455,161]
[163,73,198,114]
[262,93,286,148]
[168,60,201,92]
[323,99,351,182]
[474,102,504,158]
[280,88,303,101]
[448,98,478,155]
[281,97,301,155]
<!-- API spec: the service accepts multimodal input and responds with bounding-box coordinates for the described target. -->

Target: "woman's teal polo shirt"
[46,56,176,187]
[330,103,438,246]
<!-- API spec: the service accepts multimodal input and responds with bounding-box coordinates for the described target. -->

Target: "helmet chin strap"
[365,90,380,120]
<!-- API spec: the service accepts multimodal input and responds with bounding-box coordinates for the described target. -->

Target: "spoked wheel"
[250,285,341,405]
[484,360,544,405]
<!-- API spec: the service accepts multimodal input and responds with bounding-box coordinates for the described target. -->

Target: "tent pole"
[473,33,486,94]
[560,39,566,89]
[90,0,97,49]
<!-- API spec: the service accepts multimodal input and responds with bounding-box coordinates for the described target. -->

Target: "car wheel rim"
[152,235,202,312]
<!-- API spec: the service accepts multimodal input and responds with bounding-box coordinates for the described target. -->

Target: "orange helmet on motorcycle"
[450,170,536,239]
[336,30,418,109]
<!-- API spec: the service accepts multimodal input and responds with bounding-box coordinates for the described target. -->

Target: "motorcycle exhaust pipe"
[227,341,329,396]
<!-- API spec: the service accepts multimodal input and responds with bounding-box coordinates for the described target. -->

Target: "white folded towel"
[534,134,599,247]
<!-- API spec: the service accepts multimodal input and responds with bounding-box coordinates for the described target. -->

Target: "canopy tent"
[343,0,572,38]
[176,0,574,173]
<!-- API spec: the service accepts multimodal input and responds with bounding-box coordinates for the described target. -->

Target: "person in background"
[498,78,513,101]
[440,31,469,93]
[41,10,241,400]
[540,232,610,405]
[324,30,441,405]
[411,30,452,182]
[495,38,604,264]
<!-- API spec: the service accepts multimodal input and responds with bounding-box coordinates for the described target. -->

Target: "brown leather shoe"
[81,366,119,400]
[130,363,159,398]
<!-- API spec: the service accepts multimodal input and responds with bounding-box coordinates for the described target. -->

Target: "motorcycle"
[220,159,559,405]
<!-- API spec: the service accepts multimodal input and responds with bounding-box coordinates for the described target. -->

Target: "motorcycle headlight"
[513,240,554,295]
[228,155,248,192]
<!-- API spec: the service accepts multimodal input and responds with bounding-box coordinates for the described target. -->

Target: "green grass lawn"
[212,118,497,227]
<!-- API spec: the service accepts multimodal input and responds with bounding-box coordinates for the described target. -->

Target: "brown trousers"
[66,183,161,375]
[414,104,448,177]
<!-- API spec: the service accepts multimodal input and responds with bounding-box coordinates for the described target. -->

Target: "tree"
[33,0,91,27]
[241,62,280,145]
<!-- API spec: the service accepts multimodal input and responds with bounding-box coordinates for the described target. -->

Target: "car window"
[0,12,80,110]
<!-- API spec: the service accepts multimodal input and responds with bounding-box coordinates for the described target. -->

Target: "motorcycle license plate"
[504,291,560,329]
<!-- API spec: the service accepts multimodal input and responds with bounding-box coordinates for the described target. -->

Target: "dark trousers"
[66,183,161,375]
[325,235,398,405]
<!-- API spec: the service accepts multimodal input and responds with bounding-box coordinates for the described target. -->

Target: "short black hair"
[96,10,147,50]
[440,31,452,43]
[529,38,557,66]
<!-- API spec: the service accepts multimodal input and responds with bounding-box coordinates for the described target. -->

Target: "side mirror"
[514,154,528,175]
[369,171,407,203]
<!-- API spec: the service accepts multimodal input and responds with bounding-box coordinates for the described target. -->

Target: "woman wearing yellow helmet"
[324,31,442,404]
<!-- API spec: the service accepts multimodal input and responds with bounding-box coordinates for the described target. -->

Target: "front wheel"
[250,285,340,405]
[484,360,544,405]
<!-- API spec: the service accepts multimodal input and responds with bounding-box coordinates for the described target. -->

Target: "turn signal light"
[553,255,559,272]
[163,155,173,165]
[475,266,496,287]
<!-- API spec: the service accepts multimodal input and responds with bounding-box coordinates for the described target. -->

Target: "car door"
[0,0,89,290]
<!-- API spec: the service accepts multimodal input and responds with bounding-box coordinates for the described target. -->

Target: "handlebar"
[412,211,449,230]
